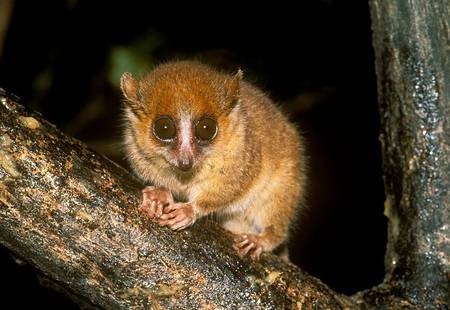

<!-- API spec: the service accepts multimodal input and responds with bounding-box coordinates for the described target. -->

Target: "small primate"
[121,60,306,260]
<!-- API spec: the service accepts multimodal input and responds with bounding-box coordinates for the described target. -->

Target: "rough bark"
[359,0,449,308]
[0,89,357,309]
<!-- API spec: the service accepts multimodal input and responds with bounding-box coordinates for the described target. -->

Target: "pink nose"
[177,158,193,171]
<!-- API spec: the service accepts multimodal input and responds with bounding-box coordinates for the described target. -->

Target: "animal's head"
[121,61,242,174]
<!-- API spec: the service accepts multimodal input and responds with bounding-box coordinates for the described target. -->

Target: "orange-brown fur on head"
[121,60,306,260]
[121,61,241,181]
[123,61,239,117]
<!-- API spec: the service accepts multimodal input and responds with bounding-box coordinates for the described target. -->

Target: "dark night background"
[0,1,386,308]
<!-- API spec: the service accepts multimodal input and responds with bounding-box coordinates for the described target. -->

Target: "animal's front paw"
[158,202,197,231]
[233,234,269,261]
[140,186,174,221]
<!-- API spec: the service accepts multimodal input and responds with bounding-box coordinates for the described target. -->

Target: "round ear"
[223,69,243,112]
[121,72,145,115]
[120,72,139,103]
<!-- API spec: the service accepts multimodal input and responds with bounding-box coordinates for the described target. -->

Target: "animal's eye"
[195,118,218,142]
[153,117,176,141]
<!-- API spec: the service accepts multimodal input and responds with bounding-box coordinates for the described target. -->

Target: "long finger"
[140,204,155,219]
[236,238,250,248]
[250,246,263,261]
[238,242,255,257]
[164,204,182,213]
[233,234,247,243]
[155,203,164,218]
[159,211,177,221]
[172,218,192,231]
[165,213,187,227]
[166,193,175,205]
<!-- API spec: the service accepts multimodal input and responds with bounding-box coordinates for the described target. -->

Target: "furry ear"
[223,69,243,112]
[120,73,141,110]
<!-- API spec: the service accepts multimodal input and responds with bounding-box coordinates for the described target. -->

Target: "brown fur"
[121,60,306,259]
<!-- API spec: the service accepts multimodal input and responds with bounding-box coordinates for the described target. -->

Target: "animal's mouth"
[175,165,195,174]
[170,161,196,175]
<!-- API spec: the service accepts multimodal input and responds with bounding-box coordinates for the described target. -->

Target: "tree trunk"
[0,89,356,309]
[358,0,449,308]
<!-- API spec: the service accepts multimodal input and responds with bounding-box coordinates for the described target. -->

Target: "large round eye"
[153,117,176,141]
[195,118,218,142]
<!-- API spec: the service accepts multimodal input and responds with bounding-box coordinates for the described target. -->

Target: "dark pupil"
[153,117,176,141]
[195,118,217,141]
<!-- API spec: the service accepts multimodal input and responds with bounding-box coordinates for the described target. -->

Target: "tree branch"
[0,89,355,309]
